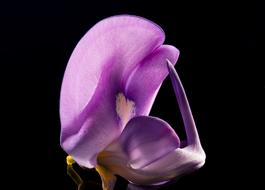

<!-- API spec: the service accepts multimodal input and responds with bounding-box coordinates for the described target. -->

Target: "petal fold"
[125,45,179,116]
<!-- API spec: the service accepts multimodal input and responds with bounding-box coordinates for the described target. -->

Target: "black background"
[0,0,261,189]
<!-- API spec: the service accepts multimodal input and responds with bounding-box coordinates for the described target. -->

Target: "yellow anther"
[66,155,75,166]
[66,155,83,187]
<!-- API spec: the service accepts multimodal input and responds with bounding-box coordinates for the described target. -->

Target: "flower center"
[115,93,135,126]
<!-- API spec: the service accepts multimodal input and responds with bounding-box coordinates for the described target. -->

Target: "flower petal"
[117,116,180,169]
[97,118,205,184]
[125,45,179,116]
[97,116,183,184]
[60,15,166,167]
[97,63,206,185]
[141,146,205,173]
[166,60,203,147]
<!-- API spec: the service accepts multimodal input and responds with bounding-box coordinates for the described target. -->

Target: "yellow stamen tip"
[66,155,75,166]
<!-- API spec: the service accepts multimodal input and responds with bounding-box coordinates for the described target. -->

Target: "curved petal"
[117,116,180,169]
[98,145,205,185]
[125,45,179,116]
[98,133,204,184]
[141,146,205,173]
[60,15,166,167]
[167,60,203,147]
[97,116,185,184]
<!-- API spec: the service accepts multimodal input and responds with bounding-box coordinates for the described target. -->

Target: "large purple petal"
[97,116,204,185]
[117,116,180,169]
[97,116,179,184]
[125,45,179,116]
[60,15,166,167]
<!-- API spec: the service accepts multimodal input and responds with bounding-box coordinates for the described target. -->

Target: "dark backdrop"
[0,0,260,189]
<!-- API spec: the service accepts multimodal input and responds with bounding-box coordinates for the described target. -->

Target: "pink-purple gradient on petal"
[60,15,205,185]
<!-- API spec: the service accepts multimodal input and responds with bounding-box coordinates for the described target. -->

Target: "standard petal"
[61,69,120,167]
[124,45,179,116]
[60,15,166,167]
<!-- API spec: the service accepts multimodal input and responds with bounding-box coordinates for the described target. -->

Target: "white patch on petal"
[116,93,135,126]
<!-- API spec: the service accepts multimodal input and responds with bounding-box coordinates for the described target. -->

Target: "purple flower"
[60,15,205,189]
